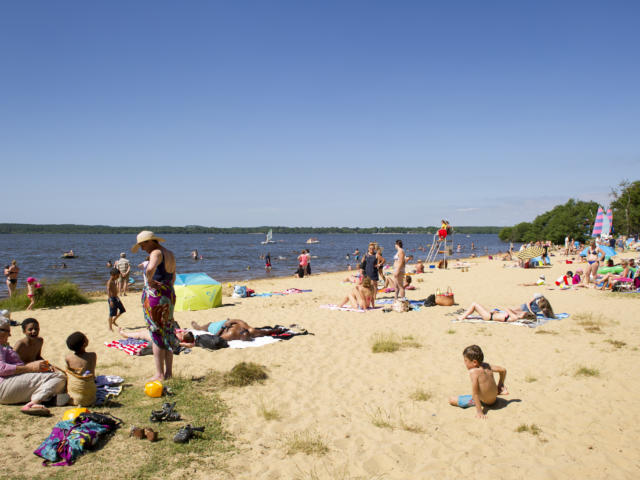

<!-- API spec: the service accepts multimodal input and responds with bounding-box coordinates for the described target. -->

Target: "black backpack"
[195,334,228,350]
[423,294,437,307]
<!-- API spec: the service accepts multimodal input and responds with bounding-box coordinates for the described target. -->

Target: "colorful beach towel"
[94,375,124,406]
[452,313,569,328]
[104,339,150,356]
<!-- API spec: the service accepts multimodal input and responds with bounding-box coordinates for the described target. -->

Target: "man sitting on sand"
[449,345,508,419]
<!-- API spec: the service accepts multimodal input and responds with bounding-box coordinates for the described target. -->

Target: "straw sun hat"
[131,231,165,253]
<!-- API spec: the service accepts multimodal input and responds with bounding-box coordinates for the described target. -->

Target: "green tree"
[610,180,640,236]
[498,199,599,244]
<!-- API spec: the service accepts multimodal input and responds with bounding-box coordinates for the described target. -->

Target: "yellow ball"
[144,380,164,398]
[62,407,88,421]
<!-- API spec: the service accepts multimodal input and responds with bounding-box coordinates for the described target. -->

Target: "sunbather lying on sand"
[121,319,283,344]
[457,302,537,322]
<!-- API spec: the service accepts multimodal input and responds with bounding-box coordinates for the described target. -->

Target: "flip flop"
[21,405,51,416]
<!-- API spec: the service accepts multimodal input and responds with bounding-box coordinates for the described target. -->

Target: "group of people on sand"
[339,240,407,309]
[294,249,312,278]
[0,313,98,415]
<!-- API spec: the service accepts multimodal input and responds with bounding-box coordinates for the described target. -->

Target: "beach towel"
[34,418,114,466]
[452,313,569,328]
[65,367,96,407]
[228,336,281,349]
[104,339,150,356]
[251,288,312,297]
[94,375,124,406]
[320,304,380,312]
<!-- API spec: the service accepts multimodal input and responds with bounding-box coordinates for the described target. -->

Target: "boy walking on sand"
[107,268,126,331]
[449,345,508,419]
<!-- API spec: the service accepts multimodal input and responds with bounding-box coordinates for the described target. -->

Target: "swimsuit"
[108,296,126,317]
[207,320,227,336]
[457,395,475,408]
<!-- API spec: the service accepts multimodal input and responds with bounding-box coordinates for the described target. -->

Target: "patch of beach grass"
[574,366,600,377]
[605,339,626,349]
[399,418,425,434]
[284,430,329,456]
[0,280,89,311]
[7,371,235,480]
[258,398,282,421]
[534,329,558,335]
[574,312,616,333]
[516,423,542,436]
[224,362,268,386]
[409,388,432,402]
[371,333,401,353]
[400,338,422,349]
[367,406,394,429]
[446,329,456,334]
[525,375,538,383]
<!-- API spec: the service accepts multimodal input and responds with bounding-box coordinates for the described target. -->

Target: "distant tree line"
[498,179,640,244]
[0,224,502,235]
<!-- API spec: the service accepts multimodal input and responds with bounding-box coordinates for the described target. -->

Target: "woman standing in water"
[393,240,406,301]
[131,231,179,382]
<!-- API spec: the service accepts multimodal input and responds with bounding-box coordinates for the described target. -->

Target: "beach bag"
[232,285,247,298]
[435,287,455,306]
[195,334,228,350]
[77,412,122,429]
[393,299,410,312]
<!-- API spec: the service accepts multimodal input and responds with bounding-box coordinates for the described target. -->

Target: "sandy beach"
[2,251,639,479]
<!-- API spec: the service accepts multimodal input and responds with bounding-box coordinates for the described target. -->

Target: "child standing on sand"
[449,345,508,419]
[25,277,41,310]
[107,268,126,331]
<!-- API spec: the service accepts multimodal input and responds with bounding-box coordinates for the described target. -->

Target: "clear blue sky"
[1,1,638,227]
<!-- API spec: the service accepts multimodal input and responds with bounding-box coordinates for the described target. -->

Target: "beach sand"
[2,252,639,479]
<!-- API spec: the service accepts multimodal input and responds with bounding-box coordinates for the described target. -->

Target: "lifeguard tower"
[425,222,454,266]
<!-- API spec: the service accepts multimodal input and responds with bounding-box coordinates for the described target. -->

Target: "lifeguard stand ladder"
[425,230,454,266]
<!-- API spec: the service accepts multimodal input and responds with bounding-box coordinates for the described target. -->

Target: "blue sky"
[1,1,638,227]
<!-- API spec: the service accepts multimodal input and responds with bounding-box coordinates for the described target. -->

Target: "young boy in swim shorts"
[107,268,126,331]
[449,345,508,419]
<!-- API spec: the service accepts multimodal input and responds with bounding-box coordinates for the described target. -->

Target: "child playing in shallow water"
[449,345,508,419]
[13,318,43,363]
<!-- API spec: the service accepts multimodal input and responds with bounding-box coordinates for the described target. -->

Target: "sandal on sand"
[144,428,158,442]
[130,426,145,439]
[150,402,181,422]
[21,405,51,416]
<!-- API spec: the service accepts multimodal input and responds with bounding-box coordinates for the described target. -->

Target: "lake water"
[0,233,515,296]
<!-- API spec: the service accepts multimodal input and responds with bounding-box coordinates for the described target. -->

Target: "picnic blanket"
[251,288,312,297]
[452,312,569,328]
[104,339,150,356]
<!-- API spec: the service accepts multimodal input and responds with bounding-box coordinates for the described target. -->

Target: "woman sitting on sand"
[598,259,631,290]
[338,277,376,310]
[511,294,555,318]
[0,317,66,416]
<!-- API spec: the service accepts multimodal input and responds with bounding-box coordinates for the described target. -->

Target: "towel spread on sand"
[104,339,150,356]
[452,313,569,328]
[320,304,381,312]
[228,336,281,349]
[251,288,312,297]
